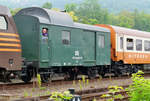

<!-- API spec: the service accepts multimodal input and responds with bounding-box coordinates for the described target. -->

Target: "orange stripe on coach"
[0,38,20,42]
[0,48,21,52]
[0,43,21,47]
[0,33,19,37]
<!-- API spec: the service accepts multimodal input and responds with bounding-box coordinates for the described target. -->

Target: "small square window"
[62,31,70,45]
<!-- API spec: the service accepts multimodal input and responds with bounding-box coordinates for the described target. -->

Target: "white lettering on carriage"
[128,54,148,59]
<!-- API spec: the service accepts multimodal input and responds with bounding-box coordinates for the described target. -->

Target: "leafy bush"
[101,85,124,101]
[50,91,73,101]
[127,70,150,101]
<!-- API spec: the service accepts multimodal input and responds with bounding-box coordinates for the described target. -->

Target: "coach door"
[40,26,50,66]
[96,32,110,65]
[117,34,124,60]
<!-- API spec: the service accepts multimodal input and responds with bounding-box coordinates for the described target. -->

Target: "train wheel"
[114,71,122,77]
[98,71,105,78]
[70,73,78,80]
[87,68,96,79]
[3,71,11,82]
[132,66,138,73]
[65,72,78,80]
[41,74,50,83]
[21,75,31,83]
[114,68,123,77]
[21,69,32,83]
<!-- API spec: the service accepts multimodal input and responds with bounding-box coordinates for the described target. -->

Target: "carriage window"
[136,39,142,51]
[144,40,150,51]
[0,16,7,30]
[62,31,70,45]
[120,37,123,49]
[127,38,134,50]
[98,35,105,48]
[42,28,48,37]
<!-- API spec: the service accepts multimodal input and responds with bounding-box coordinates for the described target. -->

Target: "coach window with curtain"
[136,39,142,51]
[0,16,7,30]
[127,38,134,50]
[144,40,150,51]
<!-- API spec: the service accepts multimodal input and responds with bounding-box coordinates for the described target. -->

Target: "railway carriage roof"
[16,7,109,32]
[15,7,74,26]
[74,23,110,32]
[0,5,12,17]
[111,25,150,38]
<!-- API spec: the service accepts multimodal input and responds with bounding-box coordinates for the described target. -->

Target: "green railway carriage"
[14,7,110,82]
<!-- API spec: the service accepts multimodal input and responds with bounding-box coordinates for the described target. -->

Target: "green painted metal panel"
[82,31,95,66]
[49,25,84,67]
[14,15,110,68]
[14,15,39,62]
[39,25,50,68]
[96,32,110,65]
[49,26,96,67]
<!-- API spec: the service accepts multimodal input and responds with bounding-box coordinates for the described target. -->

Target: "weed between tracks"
[101,86,124,101]
[22,74,73,101]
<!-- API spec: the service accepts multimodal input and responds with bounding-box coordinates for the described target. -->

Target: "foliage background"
[10,0,150,32]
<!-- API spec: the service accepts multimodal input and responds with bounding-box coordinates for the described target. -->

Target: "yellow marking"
[0,33,19,37]
[0,43,21,47]
[0,38,20,42]
[0,48,21,52]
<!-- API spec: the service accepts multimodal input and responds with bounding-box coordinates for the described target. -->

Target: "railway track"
[0,74,130,89]
[2,69,150,87]
[77,85,129,101]
[8,85,129,101]
[0,72,150,101]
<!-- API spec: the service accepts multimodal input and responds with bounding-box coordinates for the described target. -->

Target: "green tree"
[76,0,110,25]
[133,10,150,32]
[65,3,77,12]
[67,11,78,22]
[10,8,21,16]
[42,2,52,9]
[117,11,134,28]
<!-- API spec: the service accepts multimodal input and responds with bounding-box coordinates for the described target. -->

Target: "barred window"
[98,35,105,48]
[127,38,134,50]
[0,16,7,30]
[136,39,142,51]
[62,31,70,45]
[144,40,150,51]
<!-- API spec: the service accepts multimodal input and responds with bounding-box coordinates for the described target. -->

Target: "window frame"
[126,38,134,51]
[136,39,142,51]
[120,37,123,50]
[0,15,8,31]
[98,34,105,48]
[144,40,150,52]
[62,30,71,45]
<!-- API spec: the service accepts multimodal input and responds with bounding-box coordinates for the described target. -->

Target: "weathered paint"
[14,7,111,69]
[0,5,22,70]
